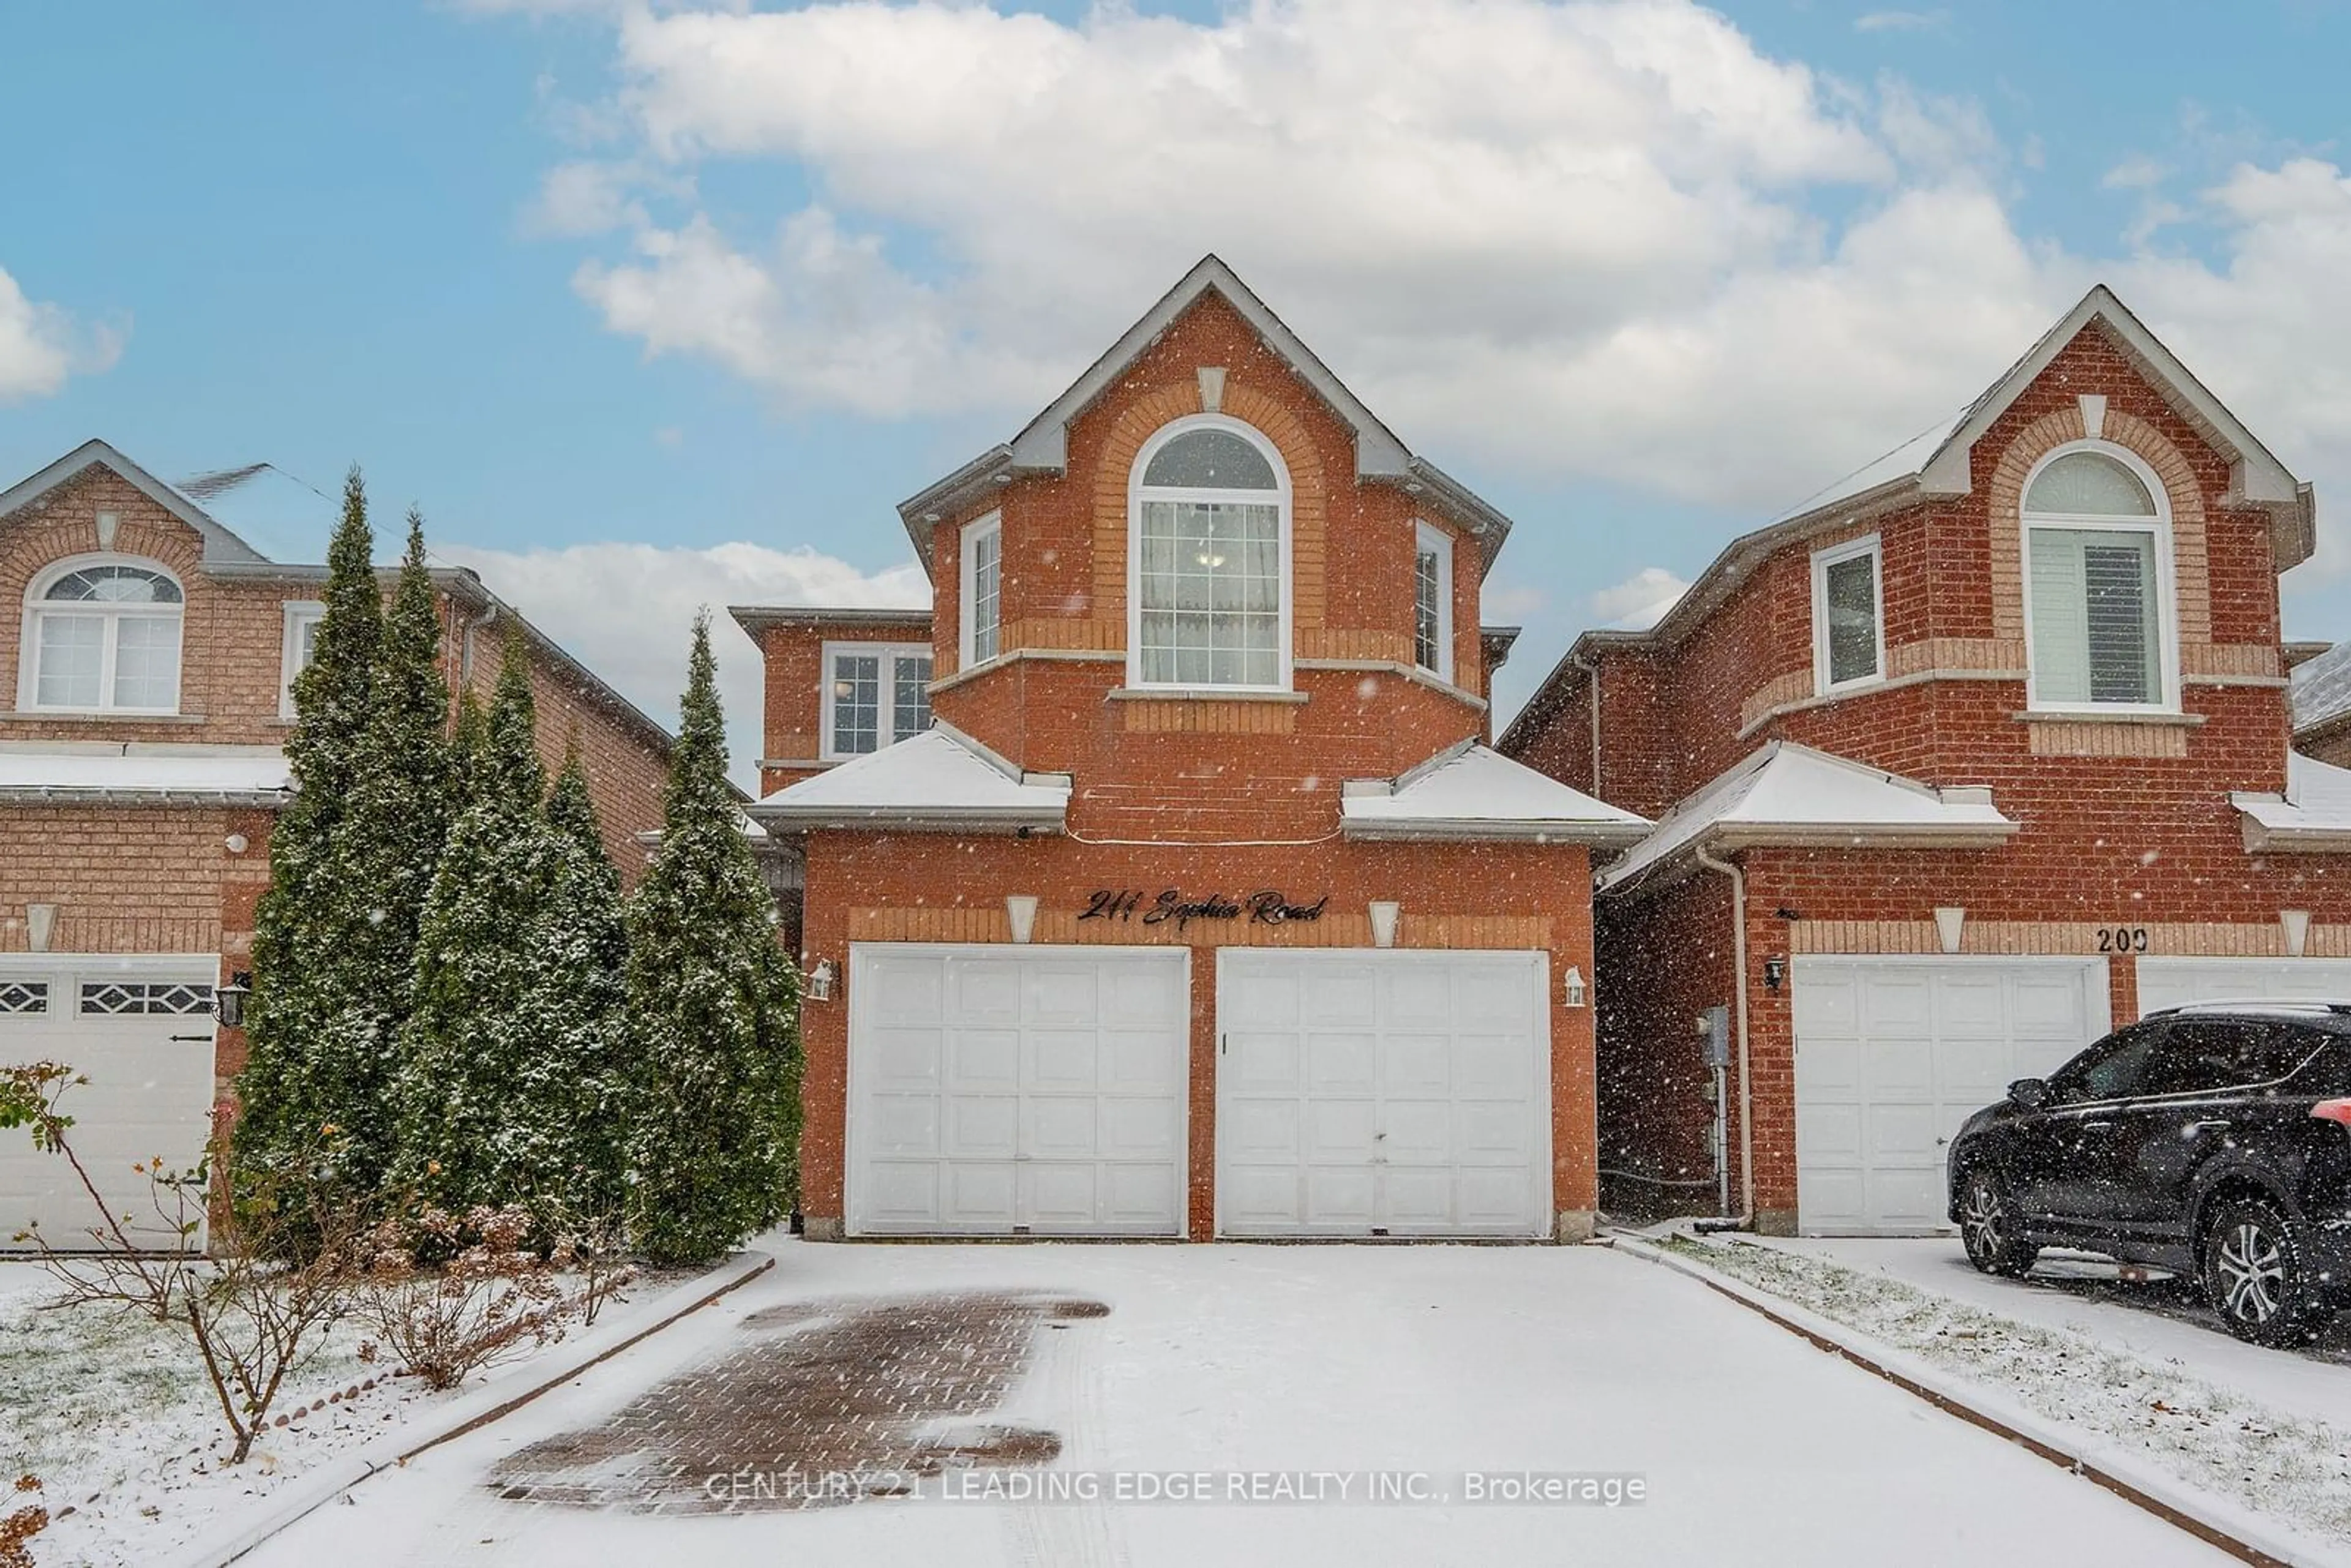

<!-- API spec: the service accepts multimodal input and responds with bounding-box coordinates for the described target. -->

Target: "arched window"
[2021,445,2175,711]
[1128,418,1290,689]
[22,559,185,713]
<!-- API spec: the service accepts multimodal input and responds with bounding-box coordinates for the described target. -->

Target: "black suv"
[1946,1002,2351,1345]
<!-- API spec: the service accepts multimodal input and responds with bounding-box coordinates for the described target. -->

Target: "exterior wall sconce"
[807,959,836,1003]
[1762,956,1787,994]
[214,970,252,1029]
[1368,901,1401,948]
[1562,966,1588,1008]
[1006,895,1039,945]
[2283,909,2312,958]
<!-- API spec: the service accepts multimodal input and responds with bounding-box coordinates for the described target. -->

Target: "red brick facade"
[754,269,1611,1242]
[1505,307,2338,1233]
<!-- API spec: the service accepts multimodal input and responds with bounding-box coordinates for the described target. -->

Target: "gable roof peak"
[0,438,271,567]
[896,255,1515,574]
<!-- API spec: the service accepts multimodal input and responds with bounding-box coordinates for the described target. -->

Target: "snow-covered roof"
[744,724,1071,835]
[1341,742,1649,843]
[2291,643,2351,740]
[1766,415,1966,527]
[0,744,292,806]
[1599,741,2016,893]
[2232,751,2351,852]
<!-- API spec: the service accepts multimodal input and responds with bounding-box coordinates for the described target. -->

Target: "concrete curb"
[169,1247,776,1568]
[1608,1233,2344,1568]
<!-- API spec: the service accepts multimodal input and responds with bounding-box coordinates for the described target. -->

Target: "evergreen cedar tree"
[392,627,632,1215]
[237,489,795,1264]
[623,612,803,1268]
[238,468,399,1189]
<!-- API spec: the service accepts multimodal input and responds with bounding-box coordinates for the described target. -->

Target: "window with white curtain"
[1129,420,1289,689]
[2022,448,2172,710]
[823,642,932,759]
[22,560,185,713]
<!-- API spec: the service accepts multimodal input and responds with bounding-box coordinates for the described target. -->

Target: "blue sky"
[6,0,2350,754]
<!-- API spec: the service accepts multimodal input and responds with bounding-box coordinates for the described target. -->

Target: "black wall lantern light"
[213,970,253,1029]
[1761,956,1787,994]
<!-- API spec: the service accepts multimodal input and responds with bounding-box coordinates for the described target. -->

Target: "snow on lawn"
[1761,1234,2351,1433]
[0,1262,429,1568]
[1660,1232,2351,1545]
[0,1258,671,1568]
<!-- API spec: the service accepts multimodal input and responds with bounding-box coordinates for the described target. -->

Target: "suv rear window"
[2141,1019,2331,1097]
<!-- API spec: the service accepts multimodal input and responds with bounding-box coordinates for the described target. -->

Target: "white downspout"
[1693,845,1755,1225]
[1568,651,1602,797]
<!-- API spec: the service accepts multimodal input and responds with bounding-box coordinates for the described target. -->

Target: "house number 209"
[2096,926,2150,953]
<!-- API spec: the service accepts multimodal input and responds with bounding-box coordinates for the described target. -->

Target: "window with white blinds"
[2022,448,2171,711]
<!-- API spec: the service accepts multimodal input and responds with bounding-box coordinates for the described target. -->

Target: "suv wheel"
[1959,1169,2038,1278]
[2202,1197,2333,1347]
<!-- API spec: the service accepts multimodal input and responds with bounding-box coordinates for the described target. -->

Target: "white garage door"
[847,944,1188,1237]
[1792,958,2107,1235]
[1217,950,1550,1239]
[0,959,217,1251]
[2137,958,2351,1016]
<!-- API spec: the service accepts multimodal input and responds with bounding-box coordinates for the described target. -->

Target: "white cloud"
[500,1,2351,577]
[437,539,929,788]
[0,265,122,403]
[1586,566,1689,629]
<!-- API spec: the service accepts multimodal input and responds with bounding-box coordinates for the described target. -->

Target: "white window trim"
[18,553,187,716]
[959,511,1003,671]
[279,601,326,719]
[1125,413,1295,693]
[1412,519,1454,683]
[1810,534,1886,696]
[2019,440,2180,716]
[819,640,934,760]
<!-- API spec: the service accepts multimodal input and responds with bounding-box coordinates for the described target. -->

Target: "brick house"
[1499,286,2351,1237]
[0,439,674,1245]
[740,256,1643,1243]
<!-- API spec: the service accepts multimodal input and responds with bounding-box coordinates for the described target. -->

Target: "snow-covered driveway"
[239,1237,2229,1567]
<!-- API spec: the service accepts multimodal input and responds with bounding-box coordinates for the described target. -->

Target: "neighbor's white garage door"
[847,944,1188,1237]
[1792,958,2107,1235]
[1217,950,1550,1239]
[2137,958,2351,1016]
[0,960,217,1251]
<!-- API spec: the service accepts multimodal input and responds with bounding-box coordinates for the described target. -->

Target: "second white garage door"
[1792,958,2107,1235]
[2137,958,2351,1015]
[847,944,1189,1237]
[1217,950,1550,1239]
